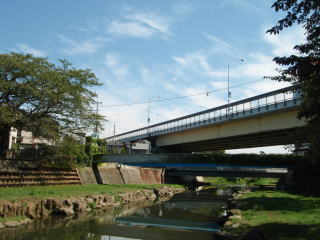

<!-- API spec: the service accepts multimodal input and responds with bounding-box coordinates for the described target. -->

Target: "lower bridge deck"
[122,163,288,178]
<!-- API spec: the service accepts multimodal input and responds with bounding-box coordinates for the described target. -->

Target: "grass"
[0,184,184,201]
[231,190,320,240]
[0,216,27,223]
[204,177,278,186]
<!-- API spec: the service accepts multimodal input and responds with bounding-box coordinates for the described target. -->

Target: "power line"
[101,79,266,108]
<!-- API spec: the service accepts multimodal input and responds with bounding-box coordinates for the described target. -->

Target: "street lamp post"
[227,63,230,106]
[147,96,161,133]
[147,100,151,128]
[227,58,245,116]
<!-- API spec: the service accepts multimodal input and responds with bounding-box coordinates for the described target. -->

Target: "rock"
[242,229,266,240]
[72,199,87,213]
[86,198,94,204]
[0,222,5,229]
[227,209,242,216]
[4,221,22,228]
[103,196,115,205]
[22,218,32,224]
[229,215,242,220]
[224,220,233,227]
[54,207,74,216]
[26,202,37,219]
[232,223,240,228]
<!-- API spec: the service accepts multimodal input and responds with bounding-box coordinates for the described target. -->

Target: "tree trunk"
[0,126,11,159]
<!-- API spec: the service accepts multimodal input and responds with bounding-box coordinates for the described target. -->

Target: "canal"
[0,188,234,240]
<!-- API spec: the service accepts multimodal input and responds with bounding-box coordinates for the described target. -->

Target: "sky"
[0,0,306,153]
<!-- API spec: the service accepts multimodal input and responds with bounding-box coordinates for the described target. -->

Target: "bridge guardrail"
[107,85,301,142]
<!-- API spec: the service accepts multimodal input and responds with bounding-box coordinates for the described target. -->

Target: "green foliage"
[0,52,104,157]
[85,137,107,165]
[13,136,91,168]
[267,1,320,167]
[204,177,278,186]
[87,202,96,209]
[56,136,90,167]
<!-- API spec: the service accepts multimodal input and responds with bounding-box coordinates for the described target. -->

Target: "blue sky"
[1,0,305,153]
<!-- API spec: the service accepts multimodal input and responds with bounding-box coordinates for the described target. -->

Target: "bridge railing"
[108,85,301,143]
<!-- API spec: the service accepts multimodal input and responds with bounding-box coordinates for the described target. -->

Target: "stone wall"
[0,169,81,187]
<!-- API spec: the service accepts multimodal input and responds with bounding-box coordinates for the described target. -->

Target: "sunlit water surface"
[0,188,234,240]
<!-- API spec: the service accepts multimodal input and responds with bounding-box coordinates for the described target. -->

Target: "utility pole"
[95,101,99,138]
[94,101,103,138]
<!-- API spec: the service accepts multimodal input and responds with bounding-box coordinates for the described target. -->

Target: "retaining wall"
[0,169,81,187]
[96,163,165,184]
[77,167,97,185]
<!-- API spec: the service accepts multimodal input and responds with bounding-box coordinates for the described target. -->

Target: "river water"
[0,188,234,240]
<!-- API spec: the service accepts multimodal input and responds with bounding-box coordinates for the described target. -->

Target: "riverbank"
[0,184,185,228]
[225,190,320,240]
[204,177,277,187]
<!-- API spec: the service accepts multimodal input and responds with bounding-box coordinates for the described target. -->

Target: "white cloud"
[203,31,234,55]
[231,53,277,78]
[103,53,129,77]
[171,3,195,15]
[264,26,305,56]
[183,86,226,109]
[172,51,225,78]
[219,0,265,15]
[108,20,155,38]
[210,81,227,89]
[15,43,46,57]
[107,10,171,39]
[58,35,106,54]
[237,80,290,99]
[97,93,148,136]
[125,13,171,36]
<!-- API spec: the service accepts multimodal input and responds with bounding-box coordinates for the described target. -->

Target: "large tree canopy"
[0,52,104,157]
[267,0,320,160]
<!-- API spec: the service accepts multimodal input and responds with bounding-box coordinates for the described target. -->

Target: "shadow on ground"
[254,223,320,240]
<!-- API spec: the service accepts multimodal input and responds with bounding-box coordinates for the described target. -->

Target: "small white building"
[9,128,55,150]
[131,140,150,153]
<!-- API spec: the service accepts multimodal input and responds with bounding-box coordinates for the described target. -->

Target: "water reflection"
[0,188,233,240]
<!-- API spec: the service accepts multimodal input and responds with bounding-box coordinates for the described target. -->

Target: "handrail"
[107,85,301,142]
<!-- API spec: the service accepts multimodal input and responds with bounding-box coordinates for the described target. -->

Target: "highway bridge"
[107,85,304,152]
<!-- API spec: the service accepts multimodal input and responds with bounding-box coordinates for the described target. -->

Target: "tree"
[267,0,320,191]
[267,1,320,158]
[0,52,104,158]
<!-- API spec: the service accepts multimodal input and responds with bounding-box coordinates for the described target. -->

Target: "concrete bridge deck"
[107,85,304,152]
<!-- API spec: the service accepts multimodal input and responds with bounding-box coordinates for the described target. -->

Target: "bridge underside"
[168,169,286,178]
[154,127,303,153]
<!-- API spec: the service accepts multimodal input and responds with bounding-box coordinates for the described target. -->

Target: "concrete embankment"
[0,186,184,229]
[94,163,165,184]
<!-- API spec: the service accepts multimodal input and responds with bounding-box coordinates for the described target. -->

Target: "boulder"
[54,207,74,216]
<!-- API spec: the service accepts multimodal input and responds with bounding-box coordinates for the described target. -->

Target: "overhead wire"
[101,78,266,108]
